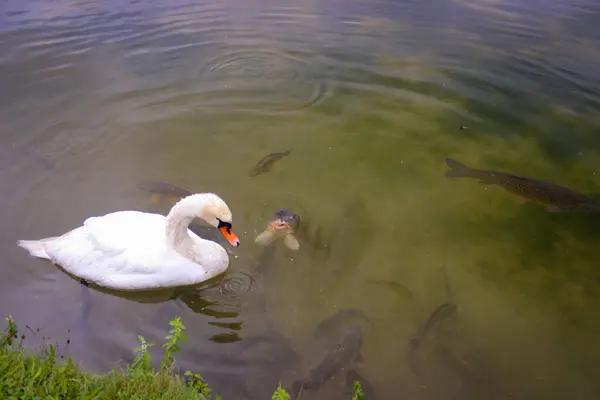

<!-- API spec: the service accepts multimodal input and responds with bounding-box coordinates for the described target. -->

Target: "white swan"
[16,193,240,291]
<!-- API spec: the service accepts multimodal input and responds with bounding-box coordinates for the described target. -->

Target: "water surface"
[1,0,600,399]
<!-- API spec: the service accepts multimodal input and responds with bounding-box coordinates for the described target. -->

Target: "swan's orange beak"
[218,220,240,247]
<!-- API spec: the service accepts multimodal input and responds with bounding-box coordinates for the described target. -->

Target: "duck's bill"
[218,221,240,247]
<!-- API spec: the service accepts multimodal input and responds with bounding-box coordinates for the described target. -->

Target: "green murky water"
[1,0,600,398]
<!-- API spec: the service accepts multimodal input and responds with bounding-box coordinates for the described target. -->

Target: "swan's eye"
[217,219,233,234]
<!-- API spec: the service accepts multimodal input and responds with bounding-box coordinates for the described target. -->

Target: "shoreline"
[0,315,365,400]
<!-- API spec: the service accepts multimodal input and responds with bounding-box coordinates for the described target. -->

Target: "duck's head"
[195,193,240,247]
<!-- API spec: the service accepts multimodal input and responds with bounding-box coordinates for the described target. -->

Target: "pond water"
[1,0,600,399]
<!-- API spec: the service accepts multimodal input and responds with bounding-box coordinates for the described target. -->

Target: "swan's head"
[196,193,240,247]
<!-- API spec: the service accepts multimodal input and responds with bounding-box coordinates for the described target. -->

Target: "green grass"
[0,315,364,400]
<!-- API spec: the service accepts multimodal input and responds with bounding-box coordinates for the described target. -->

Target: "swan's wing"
[45,211,219,290]
[45,210,169,277]
[82,211,166,255]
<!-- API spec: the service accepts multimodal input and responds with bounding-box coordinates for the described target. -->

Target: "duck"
[16,192,240,291]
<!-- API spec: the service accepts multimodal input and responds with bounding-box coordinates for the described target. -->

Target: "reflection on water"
[1,0,600,398]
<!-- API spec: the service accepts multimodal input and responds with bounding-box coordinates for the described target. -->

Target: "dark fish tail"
[444,158,486,180]
[408,336,421,352]
[248,169,262,177]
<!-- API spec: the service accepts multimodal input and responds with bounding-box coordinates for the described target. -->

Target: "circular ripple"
[198,49,332,112]
[219,271,257,298]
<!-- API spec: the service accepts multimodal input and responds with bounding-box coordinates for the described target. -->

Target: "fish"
[367,279,414,300]
[254,208,301,250]
[408,302,457,352]
[248,150,291,177]
[312,309,373,341]
[444,157,600,212]
[435,344,491,386]
[138,180,193,205]
[292,325,364,398]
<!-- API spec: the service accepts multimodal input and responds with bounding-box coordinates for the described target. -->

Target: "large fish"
[292,325,364,398]
[248,150,291,177]
[254,208,301,250]
[312,309,373,341]
[138,180,193,206]
[444,157,600,212]
[408,302,457,352]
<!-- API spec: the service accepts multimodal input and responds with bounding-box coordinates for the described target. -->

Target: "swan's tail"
[17,238,56,260]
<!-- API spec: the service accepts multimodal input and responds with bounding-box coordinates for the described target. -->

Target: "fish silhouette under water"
[254,208,301,250]
[312,308,373,341]
[408,302,457,352]
[248,150,291,177]
[444,157,600,212]
[138,180,193,204]
[292,325,364,398]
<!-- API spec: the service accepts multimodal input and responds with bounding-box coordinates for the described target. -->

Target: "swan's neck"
[165,194,207,254]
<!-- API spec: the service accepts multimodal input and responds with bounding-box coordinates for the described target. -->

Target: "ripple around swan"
[192,49,333,113]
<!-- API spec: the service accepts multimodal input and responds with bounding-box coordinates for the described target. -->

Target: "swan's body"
[17,193,240,291]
